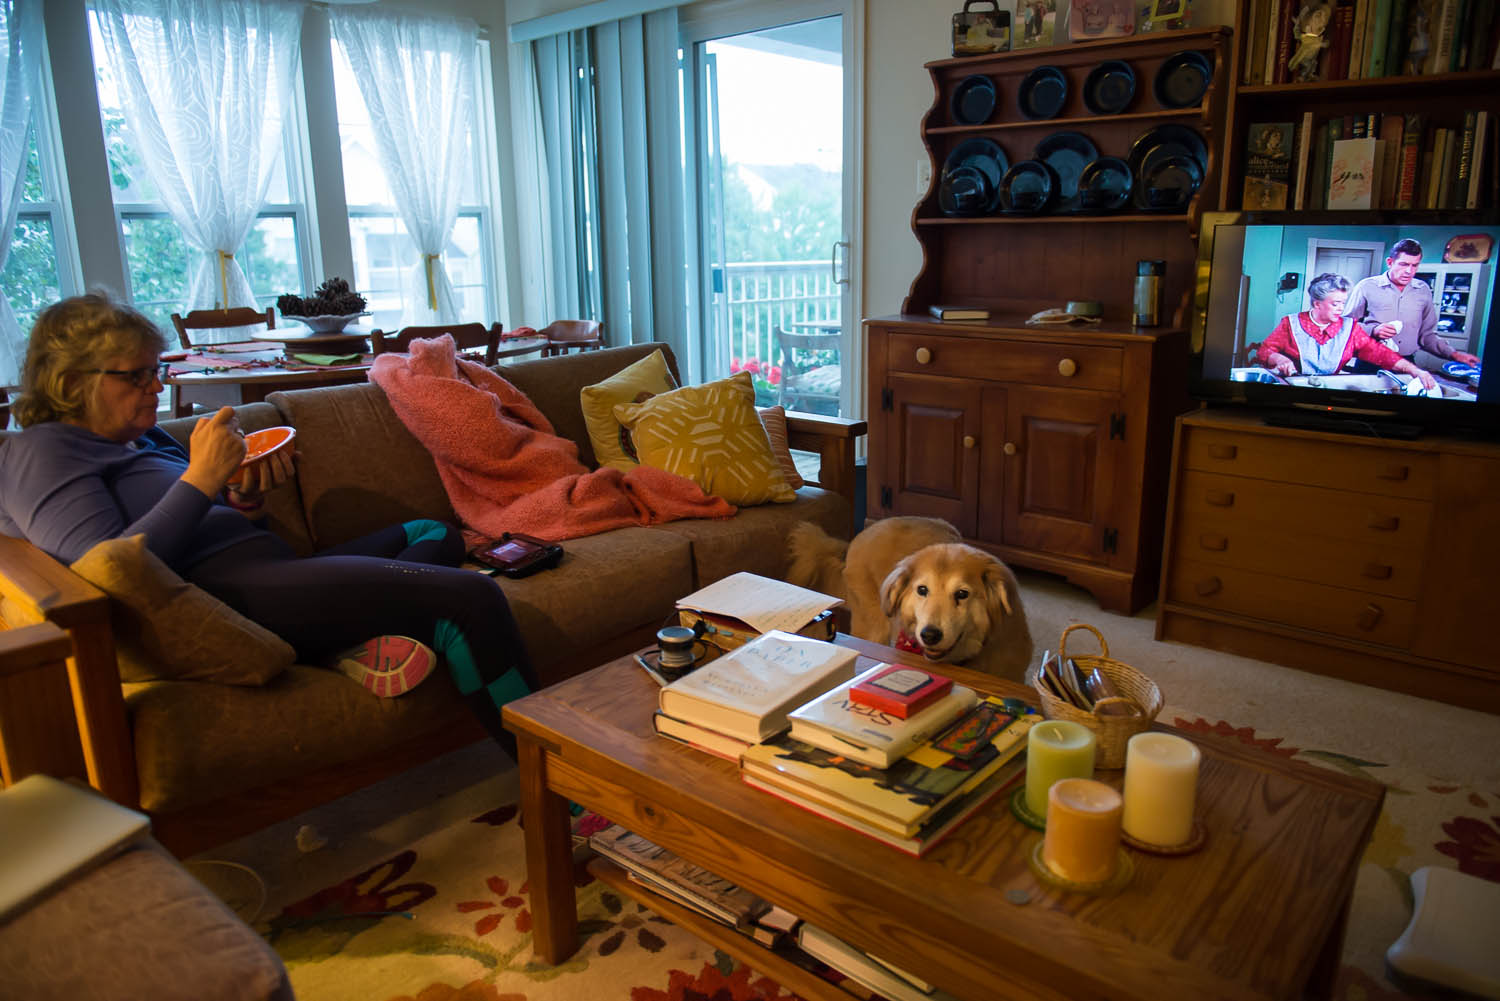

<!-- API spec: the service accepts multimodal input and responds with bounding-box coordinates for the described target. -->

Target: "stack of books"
[652,630,860,761]
[1242,0,1500,86]
[1244,109,1493,210]
[588,824,771,930]
[742,690,1041,856]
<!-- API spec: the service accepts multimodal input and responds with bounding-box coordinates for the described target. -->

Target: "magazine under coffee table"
[502,635,1384,1001]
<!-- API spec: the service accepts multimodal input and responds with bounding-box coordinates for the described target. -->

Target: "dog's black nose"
[919,626,943,647]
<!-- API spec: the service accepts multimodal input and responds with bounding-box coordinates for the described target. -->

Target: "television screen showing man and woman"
[1198,223,1496,404]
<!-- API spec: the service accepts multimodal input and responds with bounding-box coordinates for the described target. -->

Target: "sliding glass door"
[682,1,861,418]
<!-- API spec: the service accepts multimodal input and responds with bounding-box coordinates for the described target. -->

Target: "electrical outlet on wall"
[917,158,932,198]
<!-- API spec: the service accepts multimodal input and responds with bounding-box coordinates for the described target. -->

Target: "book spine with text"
[1453,110,1477,208]
[1378,113,1405,207]
[1292,111,1316,209]
[1467,111,1491,209]
[1349,0,1372,79]
[1273,1,1299,83]
[1328,0,1357,79]
[1428,0,1459,73]
[1397,113,1424,208]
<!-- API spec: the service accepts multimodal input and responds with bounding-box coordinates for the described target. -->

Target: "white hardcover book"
[1466,111,1489,210]
[653,711,754,762]
[658,631,859,744]
[787,665,978,769]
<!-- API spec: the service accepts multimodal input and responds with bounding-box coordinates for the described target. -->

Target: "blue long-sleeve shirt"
[0,422,261,570]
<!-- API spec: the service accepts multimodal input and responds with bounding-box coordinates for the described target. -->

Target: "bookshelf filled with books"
[1224,0,1500,213]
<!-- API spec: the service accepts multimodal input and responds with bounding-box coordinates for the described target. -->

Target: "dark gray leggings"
[185,519,533,745]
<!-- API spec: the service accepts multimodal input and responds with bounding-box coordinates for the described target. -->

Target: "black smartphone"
[470,532,564,578]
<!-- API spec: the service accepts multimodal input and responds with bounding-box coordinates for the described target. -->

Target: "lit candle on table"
[1024,720,1097,820]
[1042,778,1123,884]
[1121,732,1201,847]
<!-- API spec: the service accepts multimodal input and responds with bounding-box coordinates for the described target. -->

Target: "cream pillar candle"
[1121,732,1202,847]
[1024,720,1097,820]
[1042,778,1123,883]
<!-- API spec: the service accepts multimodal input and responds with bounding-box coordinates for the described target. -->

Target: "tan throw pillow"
[757,405,805,490]
[614,371,796,506]
[579,349,678,470]
[69,535,293,685]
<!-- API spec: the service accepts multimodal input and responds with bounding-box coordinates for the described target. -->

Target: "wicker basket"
[1032,623,1162,768]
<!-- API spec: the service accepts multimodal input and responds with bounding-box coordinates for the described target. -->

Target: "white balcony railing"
[722,259,840,369]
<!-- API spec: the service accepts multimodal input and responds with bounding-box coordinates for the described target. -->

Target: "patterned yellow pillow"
[614,371,796,505]
[579,349,677,470]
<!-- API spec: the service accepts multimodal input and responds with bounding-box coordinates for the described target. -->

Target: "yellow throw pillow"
[579,349,677,470]
[615,371,796,505]
[70,534,294,685]
[757,405,805,490]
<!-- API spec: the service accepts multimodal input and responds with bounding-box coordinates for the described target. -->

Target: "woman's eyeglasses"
[81,362,171,389]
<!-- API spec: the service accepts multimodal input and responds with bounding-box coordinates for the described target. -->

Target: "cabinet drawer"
[1176,471,1433,550]
[887,334,1122,391]
[1166,559,1416,650]
[1170,516,1426,600]
[1183,427,1437,499]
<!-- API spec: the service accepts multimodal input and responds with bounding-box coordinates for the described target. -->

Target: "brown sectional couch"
[0,342,864,855]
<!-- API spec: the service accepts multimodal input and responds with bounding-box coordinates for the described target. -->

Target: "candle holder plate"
[1121,818,1207,856]
[1028,840,1134,896]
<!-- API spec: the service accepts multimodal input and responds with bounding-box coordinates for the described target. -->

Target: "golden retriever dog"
[787,516,1033,682]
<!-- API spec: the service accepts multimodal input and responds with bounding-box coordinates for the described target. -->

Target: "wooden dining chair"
[370,322,502,366]
[169,307,275,350]
[539,319,603,357]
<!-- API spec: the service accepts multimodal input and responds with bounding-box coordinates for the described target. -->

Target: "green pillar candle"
[1024,720,1097,821]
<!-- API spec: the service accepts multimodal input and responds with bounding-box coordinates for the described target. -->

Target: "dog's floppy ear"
[880,556,917,617]
[982,563,1015,617]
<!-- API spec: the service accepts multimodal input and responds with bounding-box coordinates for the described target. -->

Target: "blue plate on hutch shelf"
[1133,153,1202,212]
[998,159,1060,214]
[939,165,993,217]
[941,137,1009,214]
[1034,131,1099,211]
[1127,124,1207,179]
[950,74,998,126]
[1153,50,1213,109]
[1017,65,1068,120]
[1073,156,1133,212]
[1082,60,1136,115]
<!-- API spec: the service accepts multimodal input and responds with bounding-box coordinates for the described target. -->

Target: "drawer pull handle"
[963,435,976,450]
[1194,576,1222,597]
[1367,513,1400,532]
[1357,604,1384,631]
[1003,441,1017,456]
[1361,563,1393,580]
[1376,465,1410,481]
[915,347,932,365]
[1198,533,1228,552]
[1057,358,1078,377]
[1209,444,1237,460]
[1205,489,1235,507]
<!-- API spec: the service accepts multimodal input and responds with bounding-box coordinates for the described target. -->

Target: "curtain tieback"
[217,250,234,309]
[424,254,440,311]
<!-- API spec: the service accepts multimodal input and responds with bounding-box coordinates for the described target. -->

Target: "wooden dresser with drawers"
[1156,410,1500,712]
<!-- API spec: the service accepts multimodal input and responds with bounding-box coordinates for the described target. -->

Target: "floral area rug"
[260,722,1500,1001]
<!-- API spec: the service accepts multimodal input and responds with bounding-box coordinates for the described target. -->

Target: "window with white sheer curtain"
[521,9,691,370]
[0,0,46,388]
[87,0,305,343]
[329,24,495,331]
[330,7,485,329]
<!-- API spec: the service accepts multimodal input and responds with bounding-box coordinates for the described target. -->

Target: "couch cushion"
[159,401,316,557]
[70,534,293,686]
[496,343,680,469]
[757,405,805,490]
[614,372,795,506]
[580,348,678,471]
[651,486,851,588]
[490,525,694,680]
[268,382,455,548]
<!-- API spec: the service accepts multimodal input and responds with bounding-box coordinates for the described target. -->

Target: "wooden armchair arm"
[783,412,868,535]
[0,536,137,805]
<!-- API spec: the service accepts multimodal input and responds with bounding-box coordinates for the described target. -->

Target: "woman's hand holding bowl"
[183,407,248,497]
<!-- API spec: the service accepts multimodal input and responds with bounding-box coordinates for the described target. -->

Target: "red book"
[847,664,954,719]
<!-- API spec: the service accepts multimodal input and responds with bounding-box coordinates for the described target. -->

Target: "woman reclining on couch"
[0,292,534,746]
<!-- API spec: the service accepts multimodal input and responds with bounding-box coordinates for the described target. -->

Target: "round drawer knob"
[1003,441,1017,456]
[915,347,932,365]
[963,435,976,449]
[1058,358,1078,377]
[1195,576,1222,597]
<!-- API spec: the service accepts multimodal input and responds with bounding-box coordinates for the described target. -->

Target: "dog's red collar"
[895,631,923,655]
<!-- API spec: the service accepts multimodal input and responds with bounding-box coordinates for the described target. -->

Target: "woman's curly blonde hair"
[13,292,167,428]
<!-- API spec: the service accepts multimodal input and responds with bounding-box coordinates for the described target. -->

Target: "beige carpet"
[198,567,1500,1001]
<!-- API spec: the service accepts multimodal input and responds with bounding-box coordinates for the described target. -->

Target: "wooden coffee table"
[502,635,1384,1001]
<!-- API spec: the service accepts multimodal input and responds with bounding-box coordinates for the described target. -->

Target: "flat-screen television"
[1190,212,1499,438]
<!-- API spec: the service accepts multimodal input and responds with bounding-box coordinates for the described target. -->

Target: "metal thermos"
[1134,260,1164,327]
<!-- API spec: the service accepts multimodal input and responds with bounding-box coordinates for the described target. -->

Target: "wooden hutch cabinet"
[866,27,1233,613]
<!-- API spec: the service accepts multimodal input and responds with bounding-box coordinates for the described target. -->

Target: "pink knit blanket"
[368,335,736,542]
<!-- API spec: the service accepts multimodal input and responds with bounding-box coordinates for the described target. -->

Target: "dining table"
[164,330,549,417]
